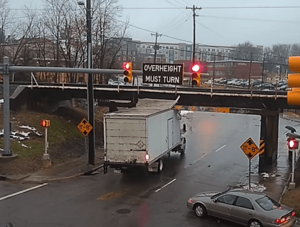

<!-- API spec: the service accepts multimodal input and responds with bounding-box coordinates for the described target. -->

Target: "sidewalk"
[235,112,300,225]
[238,152,300,226]
[6,151,104,183]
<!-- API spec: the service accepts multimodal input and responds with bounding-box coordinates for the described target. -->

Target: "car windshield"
[211,189,229,199]
[255,196,281,211]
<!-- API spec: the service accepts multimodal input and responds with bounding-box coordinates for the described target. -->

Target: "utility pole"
[78,0,94,164]
[261,52,266,83]
[151,32,162,63]
[186,5,202,64]
[86,0,95,165]
[248,52,253,89]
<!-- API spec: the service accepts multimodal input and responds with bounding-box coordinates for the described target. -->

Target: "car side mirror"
[213,198,217,203]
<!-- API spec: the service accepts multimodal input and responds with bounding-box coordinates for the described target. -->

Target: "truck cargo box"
[103,99,185,173]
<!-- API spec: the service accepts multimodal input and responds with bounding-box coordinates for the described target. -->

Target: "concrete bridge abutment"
[259,111,279,173]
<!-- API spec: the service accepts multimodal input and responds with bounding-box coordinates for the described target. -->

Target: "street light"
[77,0,95,165]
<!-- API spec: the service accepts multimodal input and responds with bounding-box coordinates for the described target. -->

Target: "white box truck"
[103,99,186,174]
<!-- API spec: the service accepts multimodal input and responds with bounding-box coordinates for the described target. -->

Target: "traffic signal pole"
[86,0,95,165]
[1,57,14,157]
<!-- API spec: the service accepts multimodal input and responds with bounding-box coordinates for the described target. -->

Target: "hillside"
[0,106,108,175]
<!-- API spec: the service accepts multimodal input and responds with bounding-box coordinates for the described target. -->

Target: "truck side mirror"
[182,124,186,133]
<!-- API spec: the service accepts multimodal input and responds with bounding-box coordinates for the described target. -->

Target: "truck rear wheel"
[158,159,163,173]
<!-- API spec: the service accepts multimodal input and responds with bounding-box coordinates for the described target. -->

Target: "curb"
[281,114,300,123]
[6,164,104,183]
[279,172,292,203]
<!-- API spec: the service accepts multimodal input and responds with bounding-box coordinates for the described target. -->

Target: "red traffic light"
[123,62,131,71]
[122,62,132,83]
[191,63,201,73]
[288,139,298,149]
[40,120,50,128]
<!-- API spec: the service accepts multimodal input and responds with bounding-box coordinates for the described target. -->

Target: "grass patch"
[0,110,83,159]
[281,161,300,217]
[281,187,300,217]
[10,139,44,158]
[0,107,106,175]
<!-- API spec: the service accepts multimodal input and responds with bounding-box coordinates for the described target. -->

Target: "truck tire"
[158,159,163,173]
[180,138,186,155]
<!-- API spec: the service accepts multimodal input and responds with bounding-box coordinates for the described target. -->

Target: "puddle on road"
[116,208,131,214]
[97,189,128,200]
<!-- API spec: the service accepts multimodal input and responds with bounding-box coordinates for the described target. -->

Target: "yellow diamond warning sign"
[77,118,93,137]
[240,138,259,160]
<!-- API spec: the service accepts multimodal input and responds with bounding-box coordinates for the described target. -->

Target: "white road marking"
[155,179,176,193]
[0,183,48,201]
[184,153,208,169]
[215,145,226,152]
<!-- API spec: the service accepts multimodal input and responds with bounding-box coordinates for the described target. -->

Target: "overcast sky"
[8,0,300,48]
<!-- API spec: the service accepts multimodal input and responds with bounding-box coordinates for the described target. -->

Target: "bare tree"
[290,44,300,56]
[271,44,291,73]
[0,0,14,59]
[39,0,128,84]
[232,41,262,61]
[224,62,235,78]
[91,0,129,84]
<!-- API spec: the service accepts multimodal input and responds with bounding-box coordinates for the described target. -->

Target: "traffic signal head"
[191,63,201,86]
[40,119,50,128]
[288,138,299,149]
[287,56,300,105]
[123,62,132,83]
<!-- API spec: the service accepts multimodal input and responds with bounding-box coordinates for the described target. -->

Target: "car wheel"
[194,204,207,218]
[248,219,262,227]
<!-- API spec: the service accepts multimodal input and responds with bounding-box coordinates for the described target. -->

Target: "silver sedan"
[187,188,296,227]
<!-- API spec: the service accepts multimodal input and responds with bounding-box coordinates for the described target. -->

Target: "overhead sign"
[77,118,93,137]
[240,138,259,160]
[142,63,184,85]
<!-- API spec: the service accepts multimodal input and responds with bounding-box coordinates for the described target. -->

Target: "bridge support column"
[259,115,266,173]
[259,112,279,172]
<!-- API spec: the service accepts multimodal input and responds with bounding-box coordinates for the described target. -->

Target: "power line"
[180,0,192,6]
[198,15,299,23]
[204,6,300,9]
[159,0,190,33]
[157,10,189,32]
[115,18,195,44]
[122,6,300,10]
[160,12,191,34]
[195,20,231,44]
[9,6,300,10]
[173,0,186,7]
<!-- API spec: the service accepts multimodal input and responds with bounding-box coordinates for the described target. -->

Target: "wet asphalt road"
[0,112,298,227]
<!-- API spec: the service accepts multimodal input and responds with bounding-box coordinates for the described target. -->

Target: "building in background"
[206,60,262,79]
[115,38,239,69]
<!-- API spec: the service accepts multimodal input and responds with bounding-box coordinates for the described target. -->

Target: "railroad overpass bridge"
[1,62,297,172]
[9,83,299,173]
[10,83,291,110]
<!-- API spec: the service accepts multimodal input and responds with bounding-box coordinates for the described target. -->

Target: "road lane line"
[215,145,226,152]
[0,183,48,201]
[155,179,176,193]
[184,153,208,168]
